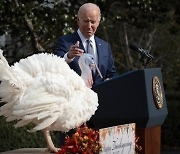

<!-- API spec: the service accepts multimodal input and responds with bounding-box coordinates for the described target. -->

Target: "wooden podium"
[90,68,168,154]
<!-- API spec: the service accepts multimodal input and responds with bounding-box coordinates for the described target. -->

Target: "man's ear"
[77,17,80,26]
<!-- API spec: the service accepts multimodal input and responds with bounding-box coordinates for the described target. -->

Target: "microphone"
[129,44,154,59]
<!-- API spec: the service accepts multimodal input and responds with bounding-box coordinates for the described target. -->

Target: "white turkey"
[0,49,102,153]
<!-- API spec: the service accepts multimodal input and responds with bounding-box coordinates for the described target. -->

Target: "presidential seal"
[152,76,163,109]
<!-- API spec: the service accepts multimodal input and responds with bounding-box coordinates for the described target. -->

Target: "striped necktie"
[86,40,97,64]
[86,39,96,75]
[86,40,94,55]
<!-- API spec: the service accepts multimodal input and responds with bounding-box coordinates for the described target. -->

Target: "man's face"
[77,9,100,39]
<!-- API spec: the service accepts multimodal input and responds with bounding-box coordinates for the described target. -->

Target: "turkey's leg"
[42,128,58,153]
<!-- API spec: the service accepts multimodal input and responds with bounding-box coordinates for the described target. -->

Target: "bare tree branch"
[146,28,157,50]
[123,22,134,70]
[14,0,45,53]
[24,14,45,53]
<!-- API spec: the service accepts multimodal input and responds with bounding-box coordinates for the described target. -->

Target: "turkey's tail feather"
[0,49,26,124]
[12,102,60,132]
[0,49,10,67]
[0,49,16,81]
[0,49,25,100]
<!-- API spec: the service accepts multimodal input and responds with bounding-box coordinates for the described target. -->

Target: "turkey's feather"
[31,113,60,132]
[0,49,98,132]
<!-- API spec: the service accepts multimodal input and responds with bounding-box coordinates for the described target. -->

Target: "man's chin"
[86,32,93,38]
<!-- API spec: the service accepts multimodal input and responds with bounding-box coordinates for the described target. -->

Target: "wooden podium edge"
[136,125,161,154]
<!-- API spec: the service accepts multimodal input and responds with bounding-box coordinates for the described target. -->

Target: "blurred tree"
[0,0,81,63]
[0,0,179,151]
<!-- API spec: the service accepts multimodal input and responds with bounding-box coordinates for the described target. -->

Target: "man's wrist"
[67,52,73,59]
[64,53,74,63]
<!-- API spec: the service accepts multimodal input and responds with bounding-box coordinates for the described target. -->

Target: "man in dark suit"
[54,3,117,85]
[54,2,118,146]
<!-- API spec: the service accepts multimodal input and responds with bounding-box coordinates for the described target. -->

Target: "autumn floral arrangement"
[57,124,142,154]
[57,124,102,154]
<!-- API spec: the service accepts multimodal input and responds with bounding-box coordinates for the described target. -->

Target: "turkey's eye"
[90,57,94,62]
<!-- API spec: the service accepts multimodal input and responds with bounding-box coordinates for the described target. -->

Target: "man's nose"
[87,21,92,27]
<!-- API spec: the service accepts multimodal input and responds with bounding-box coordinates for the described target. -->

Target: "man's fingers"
[71,41,80,49]
[75,48,84,53]
[75,41,80,47]
[68,41,84,58]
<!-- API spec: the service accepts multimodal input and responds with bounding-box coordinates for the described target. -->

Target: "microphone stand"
[139,50,153,68]
[129,44,154,68]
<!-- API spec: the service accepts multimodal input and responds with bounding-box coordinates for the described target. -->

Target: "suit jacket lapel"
[94,37,105,79]
[95,37,103,67]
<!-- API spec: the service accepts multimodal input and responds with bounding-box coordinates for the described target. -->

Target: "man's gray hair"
[78,3,101,21]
